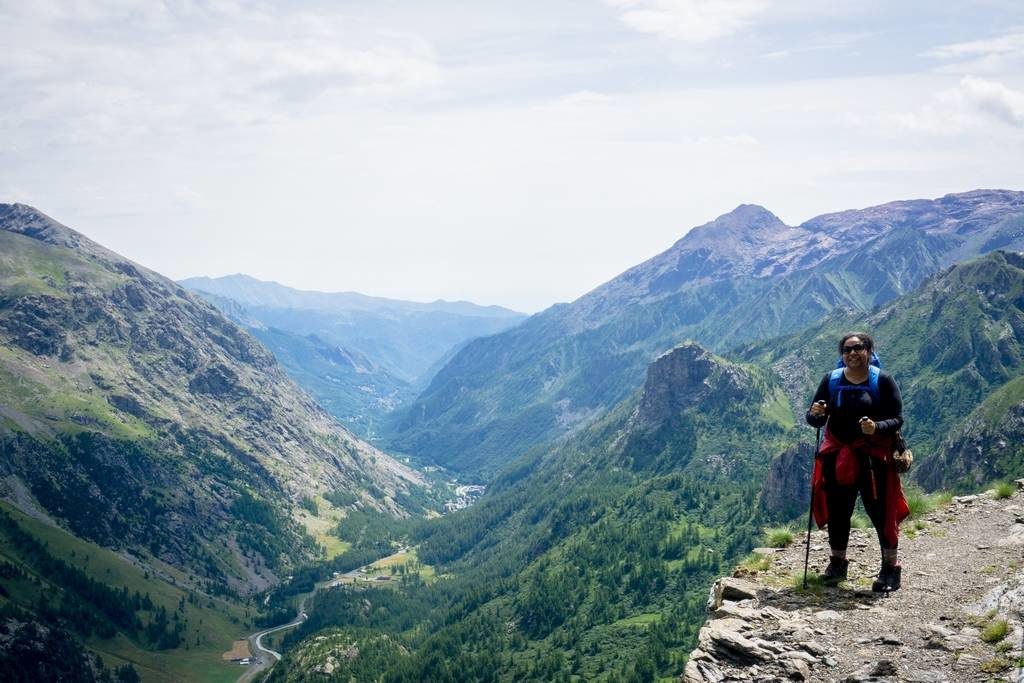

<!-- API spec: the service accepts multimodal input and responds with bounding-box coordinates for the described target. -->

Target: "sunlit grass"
[905,487,953,519]
[850,513,870,529]
[764,527,794,548]
[992,481,1016,500]
[789,571,824,593]
[738,552,771,574]
[981,619,1009,644]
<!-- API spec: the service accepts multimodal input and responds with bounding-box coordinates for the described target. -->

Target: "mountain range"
[180,274,526,438]
[388,189,1024,477]
[265,250,1024,682]
[3,190,1024,681]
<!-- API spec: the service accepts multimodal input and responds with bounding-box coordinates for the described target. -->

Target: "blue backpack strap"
[828,368,844,406]
[866,365,880,402]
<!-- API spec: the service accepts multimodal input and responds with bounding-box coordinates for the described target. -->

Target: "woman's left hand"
[859,417,876,435]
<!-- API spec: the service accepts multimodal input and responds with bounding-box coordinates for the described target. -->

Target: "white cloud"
[606,0,770,43]
[760,30,873,60]
[545,90,615,111]
[956,76,1024,127]
[923,29,1024,75]
[892,76,1024,134]
[924,30,1024,59]
[0,4,442,150]
[695,132,758,145]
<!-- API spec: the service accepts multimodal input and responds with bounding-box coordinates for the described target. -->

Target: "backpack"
[828,365,881,408]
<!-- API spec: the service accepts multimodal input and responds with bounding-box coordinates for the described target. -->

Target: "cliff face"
[0,204,425,593]
[918,376,1024,490]
[685,485,1024,682]
[634,342,750,430]
[758,443,815,521]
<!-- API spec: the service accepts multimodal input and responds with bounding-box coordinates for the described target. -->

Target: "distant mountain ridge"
[0,203,426,595]
[389,189,1024,476]
[180,273,523,318]
[181,274,528,438]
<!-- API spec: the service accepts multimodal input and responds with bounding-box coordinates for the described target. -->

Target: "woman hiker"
[805,332,910,592]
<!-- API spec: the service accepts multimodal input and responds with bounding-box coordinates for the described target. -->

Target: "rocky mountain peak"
[685,204,788,243]
[0,203,84,250]
[635,342,749,428]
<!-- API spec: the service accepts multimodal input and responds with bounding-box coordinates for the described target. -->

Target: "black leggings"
[822,452,896,551]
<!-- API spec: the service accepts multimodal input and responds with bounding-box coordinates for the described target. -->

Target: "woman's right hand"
[809,400,827,417]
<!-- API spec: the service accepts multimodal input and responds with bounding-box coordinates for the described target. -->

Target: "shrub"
[764,527,794,548]
[299,496,319,515]
[905,488,932,518]
[850,513,870,529]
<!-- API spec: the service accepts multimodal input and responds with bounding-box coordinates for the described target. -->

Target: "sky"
[2,1,1024,313]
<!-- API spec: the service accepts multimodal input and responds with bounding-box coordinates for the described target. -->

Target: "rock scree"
[683,482,1024,682]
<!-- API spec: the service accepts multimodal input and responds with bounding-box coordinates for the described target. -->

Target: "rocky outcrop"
[636,342,749,430]
[760,443,815,520]
[683,485,1024,682]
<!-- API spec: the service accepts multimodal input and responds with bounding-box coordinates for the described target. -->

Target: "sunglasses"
[842,343,868,354]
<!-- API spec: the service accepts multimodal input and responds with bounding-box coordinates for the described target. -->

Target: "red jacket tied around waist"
[811,428,909,548]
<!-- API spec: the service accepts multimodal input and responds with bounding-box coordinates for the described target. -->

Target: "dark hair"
[838,332,874,354]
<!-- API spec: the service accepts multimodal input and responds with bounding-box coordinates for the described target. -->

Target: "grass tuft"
[738,552,771,574]
[850,513,870,529]
[979,657,1011,674]
[905,488,953,519]
[789,571,824,593]
[981,618,1009,643]
[992,481,1016,500]
[764,527,794,548]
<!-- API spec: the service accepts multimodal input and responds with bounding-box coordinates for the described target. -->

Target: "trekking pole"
[802,427,821,589]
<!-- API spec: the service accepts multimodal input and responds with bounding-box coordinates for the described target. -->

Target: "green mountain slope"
[389,190,1024,478]
[0,204,428,595]
[269,343,796,680]
[0,501,251,682]
[739,250,1024,491]
[917,374,1024,490]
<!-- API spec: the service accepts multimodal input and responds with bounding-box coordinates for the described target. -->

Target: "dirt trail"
[685,486,1024,681]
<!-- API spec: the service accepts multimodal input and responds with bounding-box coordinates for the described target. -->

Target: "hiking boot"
[822,557,849,585]
[872,563,902,592]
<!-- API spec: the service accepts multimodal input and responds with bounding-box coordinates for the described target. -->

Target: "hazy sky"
[3,1,1023,312]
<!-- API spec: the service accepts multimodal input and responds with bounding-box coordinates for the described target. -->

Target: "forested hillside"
[266,247,1024,683]
[0,204,439,678]
[269,343,797,680]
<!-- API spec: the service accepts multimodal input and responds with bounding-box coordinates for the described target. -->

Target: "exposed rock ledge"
[683,483,1024,682]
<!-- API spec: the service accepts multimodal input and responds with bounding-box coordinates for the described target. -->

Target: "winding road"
[235,598,309,683]
[234,562,379,683]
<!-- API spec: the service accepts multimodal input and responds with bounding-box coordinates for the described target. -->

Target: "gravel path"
[685,487,1024,682]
